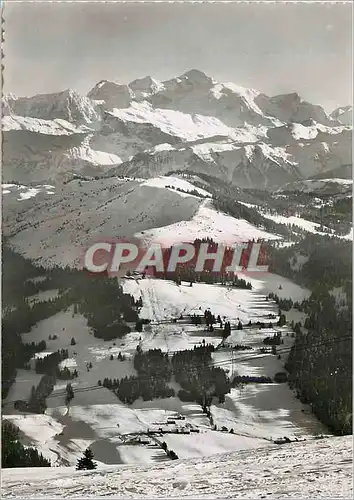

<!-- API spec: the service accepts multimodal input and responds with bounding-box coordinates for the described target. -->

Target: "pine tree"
[65,383,74,404]
[76,448,97,470]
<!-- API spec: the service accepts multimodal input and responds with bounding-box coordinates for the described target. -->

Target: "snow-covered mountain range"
[3,69,352,188]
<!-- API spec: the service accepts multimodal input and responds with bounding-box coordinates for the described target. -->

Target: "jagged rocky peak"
[162,69,214,92]
[256,91,333,125]
[2,89,100,124]
[87,80,133,108]
[129,76,164,97]
[2,93,18,114]
[181,69,214,85]
[330,105,352,126]
[271,92,302,106]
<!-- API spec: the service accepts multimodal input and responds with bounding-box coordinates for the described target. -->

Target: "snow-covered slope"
[136,199,281,245]
[3,69,352,188]
[107,101,260,142]
[2,436,352,499]
[2,177,202,267]
[2,114,91,135]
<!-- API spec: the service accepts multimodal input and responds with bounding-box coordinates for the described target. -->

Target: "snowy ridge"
[67,146,122,166]
[66,136,122,166]
[129,76,165,99]
[135,199,281,245]
[191,141,241,161]
[108,101,263,142]
[291,122,350,140]
[211,82,263,115]
[254,143,297,166]
[141,176,212,198]
[2,115,91,135]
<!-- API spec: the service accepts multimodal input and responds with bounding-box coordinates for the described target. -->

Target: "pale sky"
[2,1,353,112]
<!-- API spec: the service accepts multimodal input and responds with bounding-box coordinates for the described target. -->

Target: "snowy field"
[1,436,352,499]
[242,271,311,302]
[122,277,279,323]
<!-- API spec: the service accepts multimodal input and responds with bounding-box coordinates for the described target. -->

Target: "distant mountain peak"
[129,76,165,97]
[87,80,133,108]
[181,69,212,83]
[270,92,301,105]
[161,69,214,90]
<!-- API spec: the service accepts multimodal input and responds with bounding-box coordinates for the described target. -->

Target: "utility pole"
[320,204,324,231]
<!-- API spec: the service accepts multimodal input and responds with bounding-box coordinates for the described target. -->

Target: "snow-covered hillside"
[2,175,289,268]
[2,436,352,498]
[2,69,352,188]
[2,177,201,267]
[3,171,352,268]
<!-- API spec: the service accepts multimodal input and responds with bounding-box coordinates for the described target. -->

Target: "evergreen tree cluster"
[2,420,51,468]
[101,344,230,406]
[165,185,208,199]
[171,345,230,405]
[232,375,273,385]
[223,321,231,338]
[65,383,74,405]
[270,235,352,435]
[35,349,69,375]
[263,332,283,346]
[135,318,150,332]
[268,293,293,311]
[286,291,352,435]
[27,375,56,413]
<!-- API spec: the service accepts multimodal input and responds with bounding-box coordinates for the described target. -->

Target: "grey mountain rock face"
[2,70,352,188]
[4,90,102,125]
[330,105,352,126]
[256,92,334,126]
